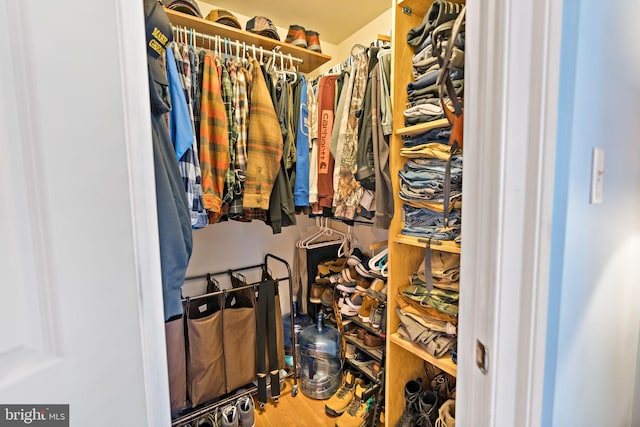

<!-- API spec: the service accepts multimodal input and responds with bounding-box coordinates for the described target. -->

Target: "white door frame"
[458,0,564,425]
[115,0,173,425]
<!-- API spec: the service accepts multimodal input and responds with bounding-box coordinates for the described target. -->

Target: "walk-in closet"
[11,0,625,426]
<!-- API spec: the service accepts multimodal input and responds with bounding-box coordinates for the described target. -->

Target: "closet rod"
[171,25,304,66]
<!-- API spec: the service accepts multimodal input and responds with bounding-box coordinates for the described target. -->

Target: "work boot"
[335,382,373,427]
[325,371,360,416]
[305,30,322,52]
[415,390,439,427]
[436,399,456,427]
[397,378,422,427]
[285,24,307,48]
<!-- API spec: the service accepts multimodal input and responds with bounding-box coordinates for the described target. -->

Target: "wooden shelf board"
[344,315,385,338]
[165,9,332,73]
[393,234,461,253]
[345,357,379,383]
[395,119,451,137]
[390,332,457,377]
[345,335,384,362]
[377,34,392,42]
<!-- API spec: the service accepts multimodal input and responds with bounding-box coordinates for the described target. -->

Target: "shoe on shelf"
[351,350,374,367]
[304,29,322,53]
[335,382,376,427]
[345,342,356,359]
[436,399,456,427]
[320,287,335,307]
[336,280,357,294]
[397,378,423,427]
[317,258,347,278]
[370,302,385,330]
[347,247,365,267]
[341,266,358,283]
[356,328,367,341]
[357,295,375,323]
[364,278,385,299]
[363,333,384,348]
[340,293,363,317]
[285,24,308,47]
[195,410,220,427]
[220,405,239,427]
[236,395,255,427]
[415,390,439,427]
[325,371,360,416]
[309,283,326,304]
[355,277,372,292]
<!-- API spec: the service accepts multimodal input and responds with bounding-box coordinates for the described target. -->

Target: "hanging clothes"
[293,76,310,208]
[314,74,339,213]
[334,52,368,220]
[199,52,231,214]
[243,58,283,210]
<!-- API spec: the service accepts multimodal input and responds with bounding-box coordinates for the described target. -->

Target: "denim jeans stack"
[399,151,462,242]
[404,1,466,127]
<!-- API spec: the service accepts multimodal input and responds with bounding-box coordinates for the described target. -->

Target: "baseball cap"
[161,0,203,18]
[144,0,173,85]
[246,16,280,41]
[206,9,241,29]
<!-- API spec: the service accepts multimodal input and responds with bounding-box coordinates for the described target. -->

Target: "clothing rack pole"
[184,263,267,282]
[170,25,305,66]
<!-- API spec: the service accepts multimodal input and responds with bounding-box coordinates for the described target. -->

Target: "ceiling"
[199,0,391,45]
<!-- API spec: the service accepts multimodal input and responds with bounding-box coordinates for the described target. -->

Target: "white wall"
[543,0,640,425]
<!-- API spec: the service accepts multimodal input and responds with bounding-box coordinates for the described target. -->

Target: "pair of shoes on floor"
[285,25,322,52]
[325,371,376,427]
[215,395,255,427]
[435,399,456,427]
[397,378,440,427]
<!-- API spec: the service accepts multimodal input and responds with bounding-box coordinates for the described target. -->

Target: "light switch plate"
[590,147,605,204]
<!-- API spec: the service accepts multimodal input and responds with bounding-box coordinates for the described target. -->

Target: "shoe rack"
[164,9,332,73]
[385,0,465,425]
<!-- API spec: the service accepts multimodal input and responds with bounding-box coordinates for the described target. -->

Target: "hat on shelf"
[246,16,280,41]
[206,9,242,29]
[144,0,173,85]
[161,0,203,18]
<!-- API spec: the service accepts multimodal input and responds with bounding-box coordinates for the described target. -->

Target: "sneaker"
[370,302,385,329]
[309,283,325,304]
[347,247,365,266]
[340,293,363,317]
[345,342,356,359]
[415,390,438,427]
[398,378,422,427]
[364,278,385,299]
[355,277,372,292]
[341,267,358,283]
[351,350,374,367]
[236,396,255,427]
[320,287,334,307]
[435,399,455,427]
[358,295,375,323]
[325,371,359,416]
[305,29,322,53]
[196,410,220,427]
[335,383,372,427]
[220,405,239,427]
[285,24,307,48]
[336,280,357,294]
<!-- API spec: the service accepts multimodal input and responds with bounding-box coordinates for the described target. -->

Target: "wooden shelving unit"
[165,9,332,73]
[389,333,457,377]
[385,0,465,425]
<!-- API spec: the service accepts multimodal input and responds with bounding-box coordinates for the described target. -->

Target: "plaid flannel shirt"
[169,43,207,228]
[199,52,231,213]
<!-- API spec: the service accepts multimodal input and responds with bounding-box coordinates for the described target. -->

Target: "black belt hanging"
[256,277,280,406]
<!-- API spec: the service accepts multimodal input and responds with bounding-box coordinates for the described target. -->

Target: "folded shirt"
[400,142,451,160]
[404,103,443,117]
[405,114,445,126]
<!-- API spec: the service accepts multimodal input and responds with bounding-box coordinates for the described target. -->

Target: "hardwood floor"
[253,380,337,427]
